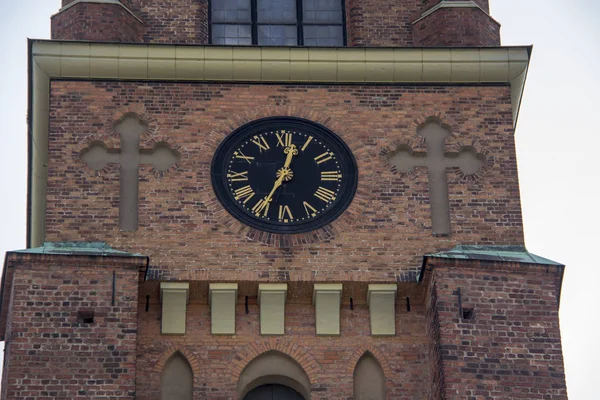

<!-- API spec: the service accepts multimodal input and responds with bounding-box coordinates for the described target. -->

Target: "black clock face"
[211,117,358,233]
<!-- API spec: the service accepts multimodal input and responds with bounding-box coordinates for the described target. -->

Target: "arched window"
[160,352,193,400]
[210,0,345,46]
[353,352,385,400]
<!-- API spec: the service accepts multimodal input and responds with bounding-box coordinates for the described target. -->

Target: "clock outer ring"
[211,116,358,234]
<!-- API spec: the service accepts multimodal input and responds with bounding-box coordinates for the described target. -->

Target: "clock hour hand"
[283,144,298,169]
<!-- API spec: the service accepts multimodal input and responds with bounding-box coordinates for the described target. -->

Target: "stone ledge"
[414,1,500,26]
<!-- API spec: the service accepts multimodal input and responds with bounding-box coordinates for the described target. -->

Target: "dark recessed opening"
[406,297,411,312]
[77,310,94,324]
[462,308,474,320]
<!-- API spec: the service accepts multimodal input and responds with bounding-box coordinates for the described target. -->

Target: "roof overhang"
[27,39,532,247]
[418,245,565,307]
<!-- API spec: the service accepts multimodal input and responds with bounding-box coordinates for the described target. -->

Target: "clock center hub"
[276,167,294,182]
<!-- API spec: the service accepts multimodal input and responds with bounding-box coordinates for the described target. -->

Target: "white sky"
[0,1,598,398]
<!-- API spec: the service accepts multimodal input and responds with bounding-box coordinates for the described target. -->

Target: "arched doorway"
[237,351,311,399]
[243,384,305,400]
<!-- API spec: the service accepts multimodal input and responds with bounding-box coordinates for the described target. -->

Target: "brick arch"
[155,346,201,378]
[153,347,204,400]
[199,105,376,248]
[229,339,321,385]
[346,345,392,378]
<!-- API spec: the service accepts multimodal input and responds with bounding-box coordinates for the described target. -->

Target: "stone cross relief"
[81,114,180,231]
[387,121,486,236]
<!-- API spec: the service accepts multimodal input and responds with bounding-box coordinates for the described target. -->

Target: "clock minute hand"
[265,173,285,203]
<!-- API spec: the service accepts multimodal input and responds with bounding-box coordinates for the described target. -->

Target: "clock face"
[211,117,358,233]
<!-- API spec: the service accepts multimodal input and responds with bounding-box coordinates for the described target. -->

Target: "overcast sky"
[1,1,598,398]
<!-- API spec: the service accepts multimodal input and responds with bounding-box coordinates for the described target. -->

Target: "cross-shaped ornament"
[388,121,485,235]
[81,114,180,231]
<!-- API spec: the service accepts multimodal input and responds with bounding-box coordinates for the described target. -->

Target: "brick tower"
[1,1,568,399]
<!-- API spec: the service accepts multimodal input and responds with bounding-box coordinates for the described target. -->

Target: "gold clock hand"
[283,144,298,169]
[265,145,298,201]
[257,144,298,215]
[265,173,286,202]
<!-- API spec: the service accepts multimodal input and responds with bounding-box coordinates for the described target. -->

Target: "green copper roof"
[13,242,144,257]
[426,245,563,266]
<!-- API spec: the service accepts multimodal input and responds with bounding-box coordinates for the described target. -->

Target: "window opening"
[211,0,345,46]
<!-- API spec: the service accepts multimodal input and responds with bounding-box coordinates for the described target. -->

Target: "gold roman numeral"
[276,131,293,147]
[251,135,270,152]
[303,201,317,217]
[227,170,249,182]
[321,171,342,181]
[314,152,333,165]
[278,205,293,222]
[234,150,254,164]
[314,186,336,202]
[301,136,313,151]
[252,197,270,217]
[234,185,255,204]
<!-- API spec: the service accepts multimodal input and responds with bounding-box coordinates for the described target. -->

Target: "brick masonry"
[51,3,143,42]
[45,81,523,282]
[1,0,569,399]
[423,258,567,400]
[1,253,146,400]
[345,0,422,46]
[413,7,501,47]
[136,282,429,399]
[52,0,498,47]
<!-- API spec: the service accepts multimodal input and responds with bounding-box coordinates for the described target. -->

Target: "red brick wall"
[426,259,567,400]
[135,282,429,399]
[426,279,445,400]
[137,0,209,44]
[345,0,421,46]
[51,3,143,42]
[45,81,523,282]
[1,254,144,399]
[51,0,498,47]
[413,7,501,47]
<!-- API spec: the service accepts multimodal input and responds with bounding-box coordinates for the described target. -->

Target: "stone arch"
[353,352,386,400]
[229,338,321,384]
[237,350,312,400]
[160,351,193,400]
